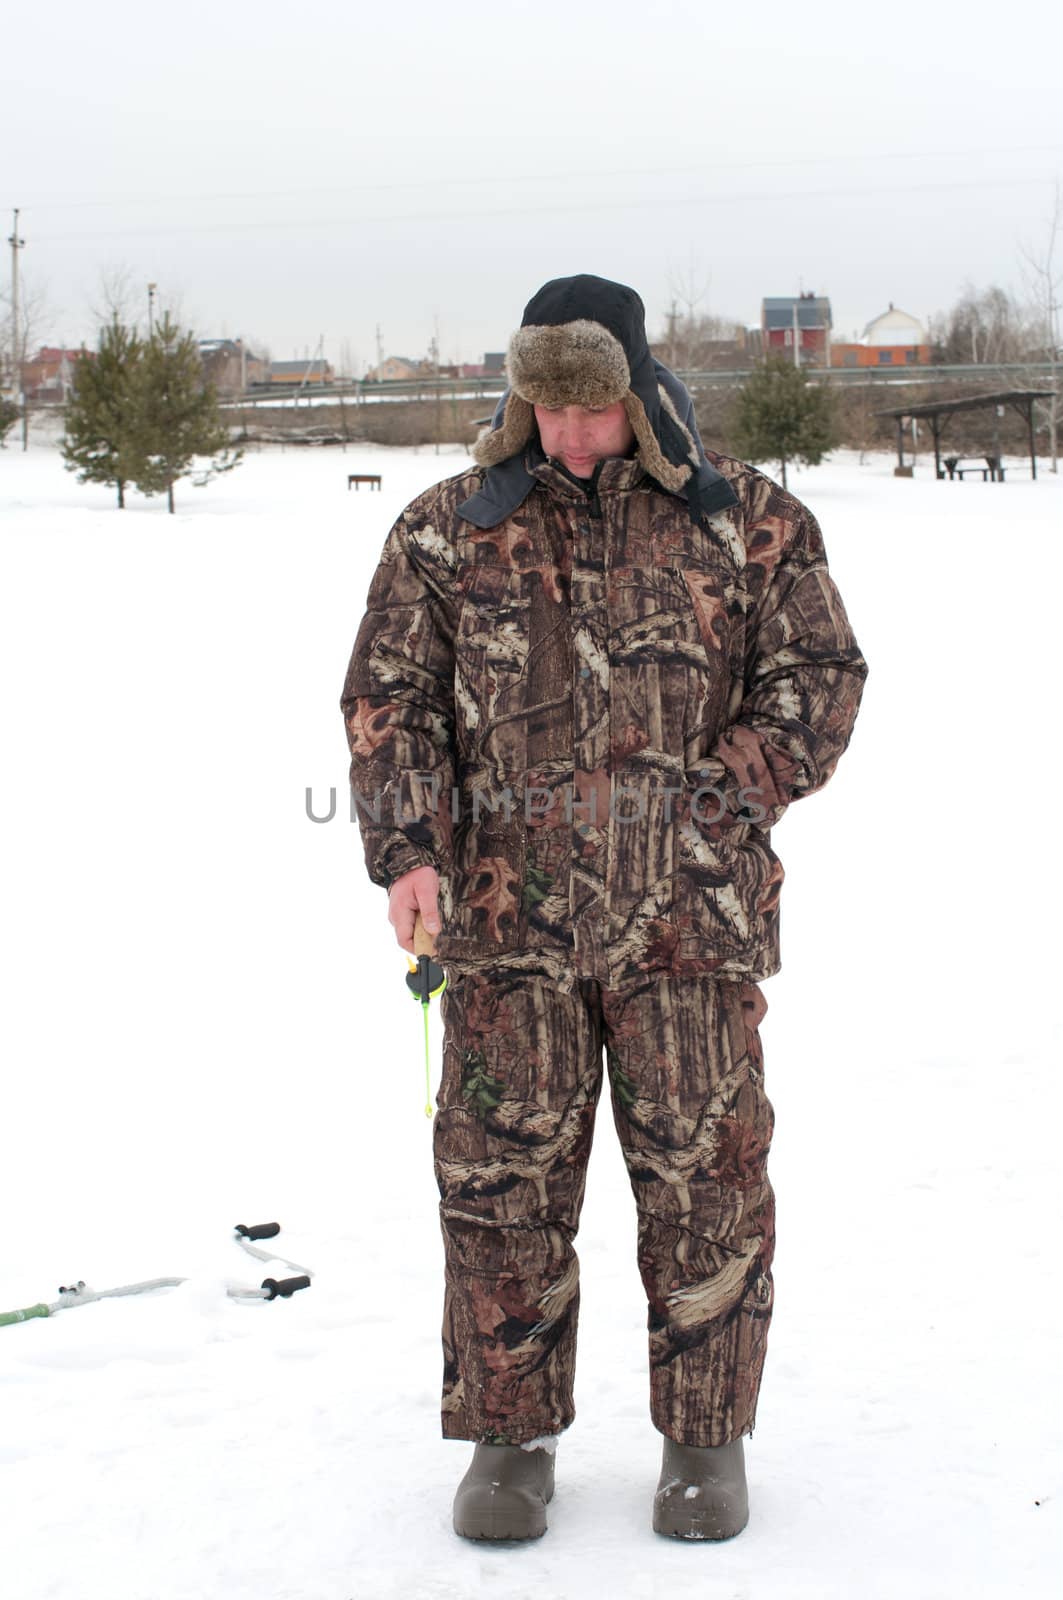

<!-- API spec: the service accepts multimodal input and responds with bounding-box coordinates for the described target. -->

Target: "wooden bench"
[347,473,382,491]
[940,456,1006,482]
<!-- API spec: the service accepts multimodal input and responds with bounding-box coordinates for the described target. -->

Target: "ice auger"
[0,1222,312,1328]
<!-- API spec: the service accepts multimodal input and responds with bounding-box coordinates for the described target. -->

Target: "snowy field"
[1,430,1060,1599]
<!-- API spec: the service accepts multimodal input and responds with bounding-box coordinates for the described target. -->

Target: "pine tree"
[134,312,242,513]
[0,395,19,446]
[729,354,839,489]
[60,318,143,508]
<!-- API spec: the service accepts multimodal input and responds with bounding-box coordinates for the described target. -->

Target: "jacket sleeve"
[699,502,868,835]
[339,493,457,890]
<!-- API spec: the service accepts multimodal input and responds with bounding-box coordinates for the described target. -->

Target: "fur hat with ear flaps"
[471,273,704,495]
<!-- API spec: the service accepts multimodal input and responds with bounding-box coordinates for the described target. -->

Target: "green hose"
[0,1302,51,1327]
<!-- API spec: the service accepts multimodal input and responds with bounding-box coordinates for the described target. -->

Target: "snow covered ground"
[1,433,1060,1599]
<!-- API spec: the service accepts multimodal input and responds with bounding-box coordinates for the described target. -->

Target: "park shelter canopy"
[877,390,1054,480]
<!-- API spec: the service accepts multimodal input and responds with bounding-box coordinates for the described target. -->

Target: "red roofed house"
[20,347,91,404]
[761,293,833,367]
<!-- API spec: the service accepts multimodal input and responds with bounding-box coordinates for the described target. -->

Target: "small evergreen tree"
[0,395,19,446]
[134,312,242,513]
[729,353,839,489]
[61,319,143,507]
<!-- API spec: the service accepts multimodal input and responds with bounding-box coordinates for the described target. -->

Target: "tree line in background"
[1,197,1057,481]
[927,282,1056,365]
[652,283,1055,366]
[59,310,242,510]
[0,310,838,489]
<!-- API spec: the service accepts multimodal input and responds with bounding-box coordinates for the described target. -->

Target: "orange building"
[832,304,930,368]
[269,359,334,386]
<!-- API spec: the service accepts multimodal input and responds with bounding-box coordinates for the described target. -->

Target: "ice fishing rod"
[0,1223,312,1328]
[405,910,446,1119]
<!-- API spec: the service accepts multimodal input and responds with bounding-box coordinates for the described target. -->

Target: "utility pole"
[147,282,157,337]
[8,209,24,375]
[297,333,325,406]
[375,323,384,380]
[8,209,27,450]
[1046,193,1060,473]
[824,296,831,371]
[433,314,441,455]
[1050,280,1060,473]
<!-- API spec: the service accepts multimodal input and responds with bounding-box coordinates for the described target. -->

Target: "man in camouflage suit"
[341,274,868,1542]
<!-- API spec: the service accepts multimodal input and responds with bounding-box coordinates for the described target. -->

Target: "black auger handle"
[261,1275,311,1300]
[235,1223,281,1241]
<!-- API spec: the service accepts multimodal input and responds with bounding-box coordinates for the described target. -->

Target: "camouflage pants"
[432,969,775,1449]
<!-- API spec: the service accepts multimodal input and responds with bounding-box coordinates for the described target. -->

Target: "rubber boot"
[452,1443,556,1541]
[652,1436,749,1540]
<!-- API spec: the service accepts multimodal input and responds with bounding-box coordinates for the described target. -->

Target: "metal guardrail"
[679,361,1060,389]
[224,377,507,408]
[218,362,1059,410]
[19,363,1054,415]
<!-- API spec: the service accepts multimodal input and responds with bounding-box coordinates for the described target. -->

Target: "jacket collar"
[526,444,650,502]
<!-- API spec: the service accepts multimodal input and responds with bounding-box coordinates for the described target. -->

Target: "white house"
[862,304,926,347]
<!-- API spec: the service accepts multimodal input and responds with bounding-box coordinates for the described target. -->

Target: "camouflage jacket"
[340,447,868,996]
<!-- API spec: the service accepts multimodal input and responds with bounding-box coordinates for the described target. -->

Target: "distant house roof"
[860,304,925,343]
[483,352,505,372]
[26,346,87,364]
[200,338,265,360]
[762,296,833,330]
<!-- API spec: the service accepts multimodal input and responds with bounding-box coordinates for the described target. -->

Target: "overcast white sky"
[4,0,1061,371]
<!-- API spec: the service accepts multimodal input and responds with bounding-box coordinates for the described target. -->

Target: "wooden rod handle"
[413,910,437,957]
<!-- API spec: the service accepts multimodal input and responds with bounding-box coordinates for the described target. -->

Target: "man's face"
[533,400,636,478]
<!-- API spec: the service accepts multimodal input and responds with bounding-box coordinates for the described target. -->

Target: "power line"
[8,141,1063,216]
[23,171,1060,246]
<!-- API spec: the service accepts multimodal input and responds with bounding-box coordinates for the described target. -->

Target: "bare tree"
[1,258,56,450]
[1018,179,1062,473]
[652,308,746,372]
[836,381,890,465]
[928,280,1036,367]
[339,338,358,382]
[662,252,714,369]
[90,267,186,341]
[655,252,746,369]
[90,265,140,330]
[668,251,712,326]
[1,276,52,374]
